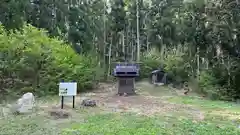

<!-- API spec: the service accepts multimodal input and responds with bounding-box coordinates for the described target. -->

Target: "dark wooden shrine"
[150,69,167,85]
[113,62,139,96]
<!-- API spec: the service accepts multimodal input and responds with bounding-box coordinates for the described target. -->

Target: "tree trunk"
[122,31,125,59]
[108,33,113,77]
[103,0,107,78]
[136,0,140,62]
[197,47,200,80]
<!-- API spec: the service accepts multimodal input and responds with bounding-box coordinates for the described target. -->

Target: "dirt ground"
[38,82,204,121]
[2,81,240,135]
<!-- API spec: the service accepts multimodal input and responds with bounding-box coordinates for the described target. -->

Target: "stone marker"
[11,92,35,114]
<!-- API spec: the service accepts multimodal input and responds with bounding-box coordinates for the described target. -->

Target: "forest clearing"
[1,0,240,134]
[0,82,239,135]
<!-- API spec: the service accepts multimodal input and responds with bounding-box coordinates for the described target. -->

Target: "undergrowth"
[0,24,102,100]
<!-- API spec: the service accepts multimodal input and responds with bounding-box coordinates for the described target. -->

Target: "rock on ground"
[11,92,35,114]
[81,99,97,107]
[48,109,71,119]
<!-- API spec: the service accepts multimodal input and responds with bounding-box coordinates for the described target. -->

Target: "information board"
[59,82,77,96]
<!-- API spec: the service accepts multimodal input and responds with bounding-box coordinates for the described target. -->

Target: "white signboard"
[59,82,77,96]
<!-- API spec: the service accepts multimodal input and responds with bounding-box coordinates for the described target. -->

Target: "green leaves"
[0,24,101,99]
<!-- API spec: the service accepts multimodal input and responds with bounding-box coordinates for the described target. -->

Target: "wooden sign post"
[59,80,77,109]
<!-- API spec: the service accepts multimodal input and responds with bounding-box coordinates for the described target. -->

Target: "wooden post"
[61,80,64,109]
[72,96,75,108]
[72,80,76,109]
[61,96,64,109]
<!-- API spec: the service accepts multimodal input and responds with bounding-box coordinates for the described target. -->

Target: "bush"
[198,69,237,101]
[140,47,189,83]
[210,60,240,101]
[162,47,190,83]
[197,70,222,100]
[139,46,240,101]
[140,49,162,79]
[0,24,100,99]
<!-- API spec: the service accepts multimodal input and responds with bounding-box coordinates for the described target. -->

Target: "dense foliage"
[0,24,100,99]
[0,0,240,100]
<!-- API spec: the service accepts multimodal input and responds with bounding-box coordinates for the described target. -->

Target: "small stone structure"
[151,69,167,85]
[113,62,139,96]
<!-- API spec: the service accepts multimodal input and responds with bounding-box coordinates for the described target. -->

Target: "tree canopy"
[0,0,240,100]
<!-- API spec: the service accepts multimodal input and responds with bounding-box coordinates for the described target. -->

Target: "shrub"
[162,47,190,83]
[0,24,100,100]
[197,69,237,101]
[197,70,221,100]
[210,59,240,101]
[140,49,162,79]
[139,46,240,101]
[140,47,189,83]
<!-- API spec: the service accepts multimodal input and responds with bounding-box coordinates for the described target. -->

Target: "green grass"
[167,96,240,111]
[166,96,240,128]
[1,99,240,135]
[1,112,239,135]
[1,83,240,135]
[62,113,240,135]
[0,115,58,135]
